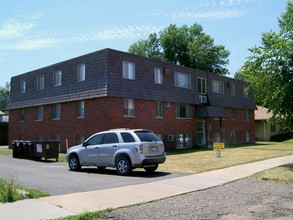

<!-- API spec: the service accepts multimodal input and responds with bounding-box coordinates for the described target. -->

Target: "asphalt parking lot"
[0,155,191,195]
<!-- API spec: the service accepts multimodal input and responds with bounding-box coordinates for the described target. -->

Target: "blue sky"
[0,0,288,86]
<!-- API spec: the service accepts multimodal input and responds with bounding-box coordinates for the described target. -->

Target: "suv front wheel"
[68,154,81,171]
[116,156,132,176]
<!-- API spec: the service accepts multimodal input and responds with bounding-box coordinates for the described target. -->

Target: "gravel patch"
[101,178,293,220]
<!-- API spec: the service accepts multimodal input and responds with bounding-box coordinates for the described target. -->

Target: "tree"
[0,82,10,114]
[236,0,293,129]
[128,23,230,75]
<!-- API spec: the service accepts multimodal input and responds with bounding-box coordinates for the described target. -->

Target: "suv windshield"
[135,131,161,142]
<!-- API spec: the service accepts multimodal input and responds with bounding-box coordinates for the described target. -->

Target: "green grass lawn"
[251,163,293,184]
[1,139,293,174]
[158,139,293,173]
[0,177,49,203]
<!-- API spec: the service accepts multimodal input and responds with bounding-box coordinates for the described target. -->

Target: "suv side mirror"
[82,142,88,147]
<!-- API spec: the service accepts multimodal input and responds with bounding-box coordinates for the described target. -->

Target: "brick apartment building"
[6,48,256,152]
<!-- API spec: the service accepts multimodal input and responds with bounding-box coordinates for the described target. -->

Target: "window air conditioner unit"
[199,95,207,103]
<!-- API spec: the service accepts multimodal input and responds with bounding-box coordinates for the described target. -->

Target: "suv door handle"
[113,145,117,148]
[94,147,99,150]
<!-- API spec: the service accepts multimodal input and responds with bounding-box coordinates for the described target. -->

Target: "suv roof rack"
[109,128,130,131]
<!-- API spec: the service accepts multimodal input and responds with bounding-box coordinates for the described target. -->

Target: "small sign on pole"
[213,142,225,158]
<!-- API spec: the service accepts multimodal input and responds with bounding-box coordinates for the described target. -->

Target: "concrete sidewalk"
[1,155,293,220]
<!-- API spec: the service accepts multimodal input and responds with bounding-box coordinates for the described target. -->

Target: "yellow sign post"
[213,142,225,158]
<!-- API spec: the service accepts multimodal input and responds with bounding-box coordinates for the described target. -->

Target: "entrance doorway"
[197,121,206,145]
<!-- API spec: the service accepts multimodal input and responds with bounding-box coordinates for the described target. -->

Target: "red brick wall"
[208,108,255,146]
[8,97,255,152]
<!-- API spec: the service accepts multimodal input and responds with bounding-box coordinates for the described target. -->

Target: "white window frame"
[53,70,62,87]
[154,68,163,84]
[122,61,135,80]
[53,103,61,120]
[36,106,43,121]
[77,64,85,82]
[245,131,250,143]
[20,79,26,94]
[174,72,191,89]
[197,78,206,94]
[77,101,85,118]
[37,75,45,90]
[176,104,192,118]
[156,101,163,118]
[212,80,224,94]
[123,99,135,117]
[231,83,236,96]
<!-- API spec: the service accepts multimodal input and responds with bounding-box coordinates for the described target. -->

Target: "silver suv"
[66,129,166,175]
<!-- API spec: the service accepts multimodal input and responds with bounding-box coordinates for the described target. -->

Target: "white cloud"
[0,19,36,39]
[10,38,60,50]
[169,9,245,20]
[0,13,163,51]
[164,0,256,20]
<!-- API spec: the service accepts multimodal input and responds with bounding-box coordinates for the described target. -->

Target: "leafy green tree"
[129,23,230,75]
[237,0,293,129]
[0,82,10,114]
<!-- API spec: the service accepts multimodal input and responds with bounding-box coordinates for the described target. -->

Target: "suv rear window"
[135,131,161,142]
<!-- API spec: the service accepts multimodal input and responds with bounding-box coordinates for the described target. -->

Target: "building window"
[246,131,250,143]
[197,78,206,94]
[52,135,60,141]
[176,104,192,118]
[122,61,135,80]
[212,80,224,94]
[123,99,135,116]
[53,103,61,119]
[154,68,163,84]
[53,70,62,87]
[176,134,192,149]
[231,83,235,96]
[37,75,44,90]
[231,131,237,144]
[243,86,249,98]
[77,135,85,145]
[35,136,44,141]
[77,101,85,118]
[245,109,250,120]
[231,108,237,120]
[174,72,191,89]
[20,79,26,94]
[36,106,43,121]
[156,101,163,118]
[77,64,85,82]
[19,109,25,122]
